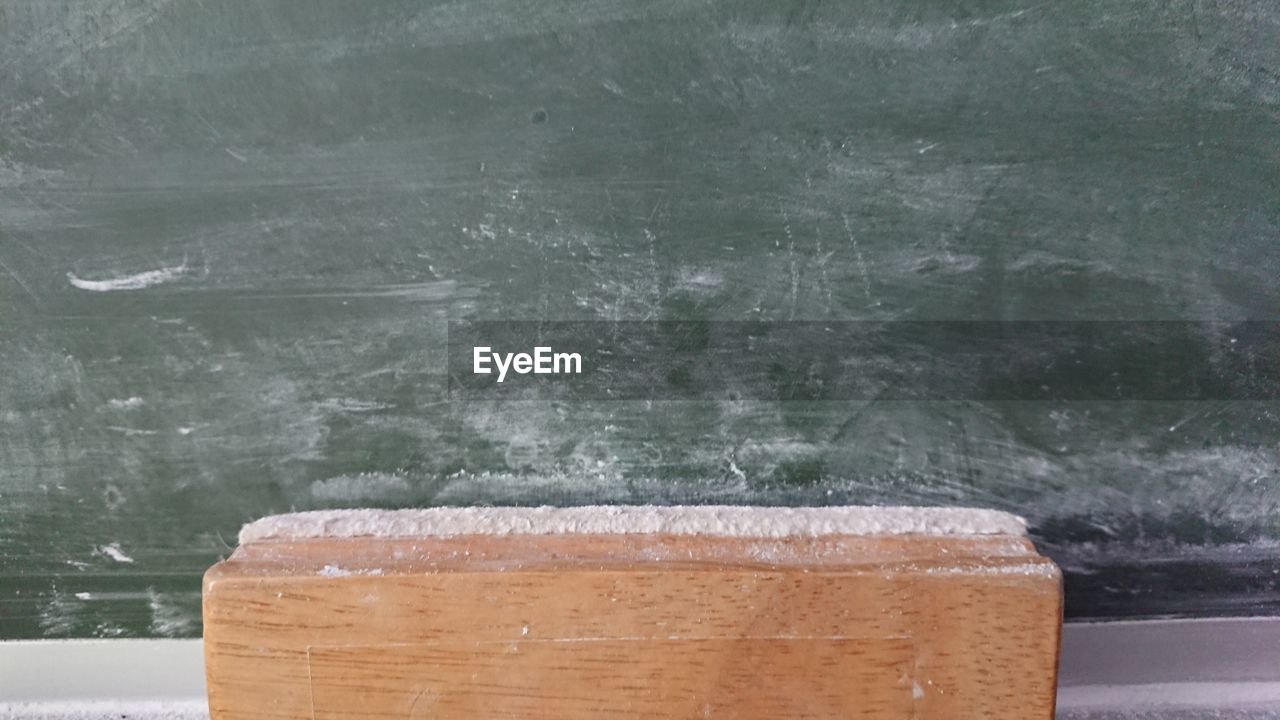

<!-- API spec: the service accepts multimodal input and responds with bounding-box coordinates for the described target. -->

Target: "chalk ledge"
[239,505,1027,544]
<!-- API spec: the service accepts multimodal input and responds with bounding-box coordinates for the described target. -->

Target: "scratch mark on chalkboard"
[0,252,41,305]
[1167,403,1219,433]
[840,212,874,306]
[781,208,799,320]
[105,426,158,436]
[954,6,1039,29]
[401,0,702,48]
[226,280,473,302]
[317,398,395,413]
[4,0,178,75]
[813,225,835,315]
[67,262,187,292]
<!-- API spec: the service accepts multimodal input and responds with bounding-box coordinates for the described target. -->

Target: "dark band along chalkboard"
[1,0,1278,638]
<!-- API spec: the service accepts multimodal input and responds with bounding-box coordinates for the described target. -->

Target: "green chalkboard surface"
[2,0,1278,638]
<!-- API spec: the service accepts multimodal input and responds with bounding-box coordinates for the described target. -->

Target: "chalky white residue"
[107,397,145,409]
[239,505,1026,544]
[310,473,410,502]
[0,700,210,720]
[67,263,186,292]
[97,543,134,563]
[318,565,384,577]
[148,589,196,638]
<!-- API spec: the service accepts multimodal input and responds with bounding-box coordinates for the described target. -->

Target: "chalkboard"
[2,0,1278,638]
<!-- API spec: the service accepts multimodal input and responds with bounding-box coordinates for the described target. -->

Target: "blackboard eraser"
[203,506,1061,719]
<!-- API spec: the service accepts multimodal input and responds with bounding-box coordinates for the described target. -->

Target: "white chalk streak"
[67,263,186,292]
[97,543,134,563]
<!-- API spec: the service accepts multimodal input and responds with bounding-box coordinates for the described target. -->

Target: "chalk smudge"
[107,397,145,409]
[319,564,384,577]
[39,592,84,637]
[148,589,197,637]
[310,473,411,502]
[67,263,187,292]
[97,543,134,563]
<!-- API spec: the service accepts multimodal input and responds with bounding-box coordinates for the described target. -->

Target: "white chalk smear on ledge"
[0,700,209,720]
[67,263,186,292]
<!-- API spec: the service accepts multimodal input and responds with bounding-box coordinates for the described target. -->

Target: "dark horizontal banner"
[447,321,1279,401]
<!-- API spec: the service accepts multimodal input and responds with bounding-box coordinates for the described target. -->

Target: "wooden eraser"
[203,506,1061,719]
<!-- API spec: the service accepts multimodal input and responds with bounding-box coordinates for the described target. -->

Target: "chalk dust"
[240,505,1026,544]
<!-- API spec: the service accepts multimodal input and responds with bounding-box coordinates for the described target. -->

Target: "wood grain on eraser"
[204,505,1062,719]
